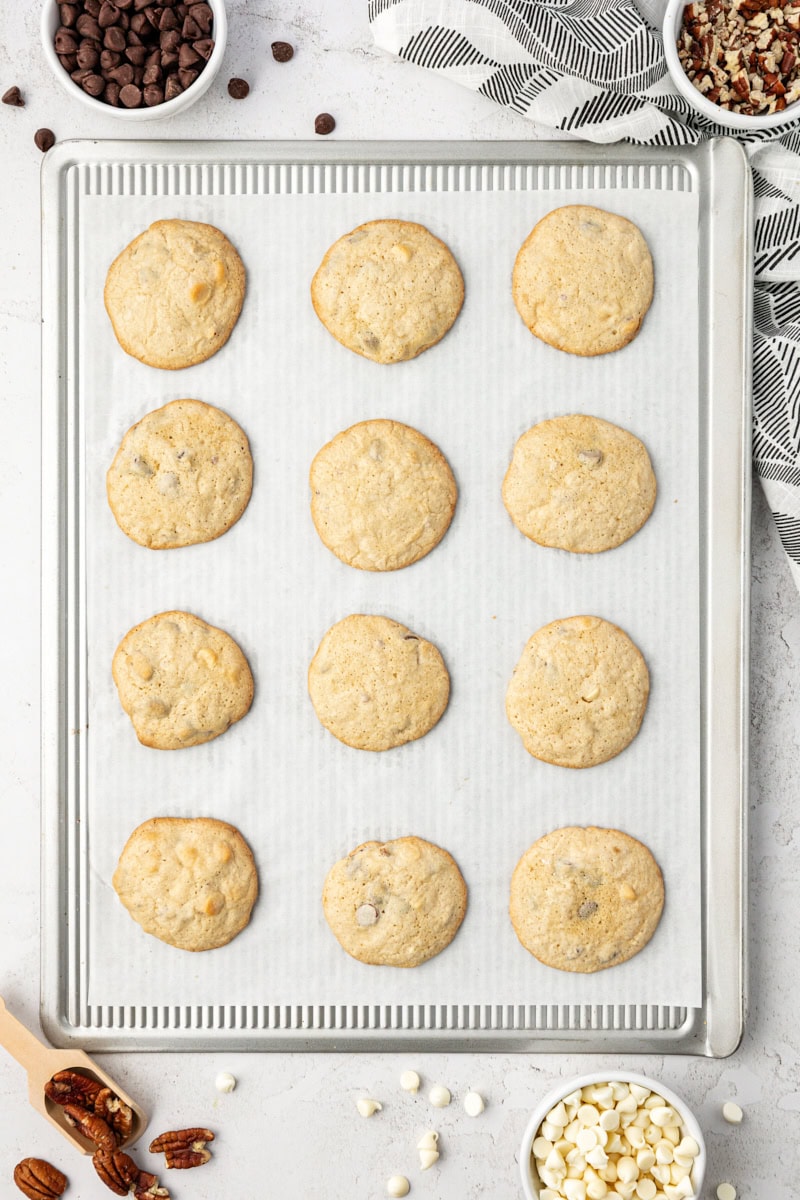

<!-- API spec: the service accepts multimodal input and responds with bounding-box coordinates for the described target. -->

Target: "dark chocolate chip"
[163,74,182,99]
[104,80,121,104]
[98,2,120,26]
[129,11,149,33]
[71,67,94,84]
[190,2,212,32]
[2,85,24,107]
[271,40,294,62]
[107,62,134,84]
[159,7,179,29]
[178,66,197,88]
[75,13,102,38]
[160,28,181,50]
[227,76,249,99]
[314,112,336,135]
[60,4,79,27]
[160,50,178,69]
[178,40,199,67]
[59,52,79,71]
[54,28,79,53]
[76,44,100,68]
[181,14,201,38]
[103,25,127,50]
[34,128,56,152]
[143,83,164,105]
[84,0,101,15]
[119,82,142,106]
[125,44,148,65]
[82,72,105,96]
[100,49,122,69]
[192,37,213,59]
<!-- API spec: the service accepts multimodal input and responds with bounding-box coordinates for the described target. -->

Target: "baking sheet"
[41,140,750,1053]
[82,186,699,1009]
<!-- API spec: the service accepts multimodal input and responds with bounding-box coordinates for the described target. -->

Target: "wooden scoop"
[0,997,148,1154]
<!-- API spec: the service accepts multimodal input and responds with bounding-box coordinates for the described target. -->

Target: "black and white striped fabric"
[369,0,800,590]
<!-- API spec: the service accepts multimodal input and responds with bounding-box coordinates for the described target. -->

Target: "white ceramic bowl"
[41,0,227,121]
[519,1071,707,1200]
[663,0,800,130]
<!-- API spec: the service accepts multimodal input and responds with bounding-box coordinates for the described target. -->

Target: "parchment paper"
[78,169,701,1009]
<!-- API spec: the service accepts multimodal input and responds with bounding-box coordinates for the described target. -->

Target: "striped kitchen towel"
[369,0,800,588]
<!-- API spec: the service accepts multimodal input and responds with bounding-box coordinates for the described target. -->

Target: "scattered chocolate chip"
[271,40,294,62]
[227,76,249,99]
[314,111,335,135]
[2,85,24,107]
[34,128,56,152]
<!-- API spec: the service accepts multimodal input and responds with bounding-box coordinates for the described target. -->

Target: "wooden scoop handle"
[0,996,56,1084]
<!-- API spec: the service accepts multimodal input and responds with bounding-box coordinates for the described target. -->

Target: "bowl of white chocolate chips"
[519,1072,706,1200]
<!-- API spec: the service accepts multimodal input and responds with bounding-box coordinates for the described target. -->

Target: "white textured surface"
[0,2,799,1197]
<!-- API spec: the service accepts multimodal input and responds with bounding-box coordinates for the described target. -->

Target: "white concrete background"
[1,2,799,1196]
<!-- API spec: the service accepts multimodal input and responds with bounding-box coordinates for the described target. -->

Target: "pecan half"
[93,1149,139,1196]
[149,1127,214,1168]
[13,1158,67,1200]
[44,1068,103,1109]
[95,1087,134,1143]
[62,1101,117,1151]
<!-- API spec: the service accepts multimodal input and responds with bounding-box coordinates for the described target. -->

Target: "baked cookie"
[104,219,246,370]
[308,614,449,751]
[106,399,253,549]
[509,826,665,973]
[113,817,258,951]
[502,414,656,553]
[512,205,654,356]
[505,615,649,768]
[322,836,467,967]
[310,219,464,363]
[309,419,457,571]
[112,610,254,750]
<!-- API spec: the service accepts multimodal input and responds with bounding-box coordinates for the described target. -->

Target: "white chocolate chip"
[386,1176,409,1197]
[548,1102,570,1127]
[400,1069,420,1093]
[418,1148,439,1170]
[428,1084,451,1108]
[356,903,379,926]
[534,1137,554,1158]
[716,1185,737,1200]
[542,1120,564,1141]
[578,1104,600,1126]
[214,1071,236,1093]
[564,1180,587,1200]
[417,1131,439,1151]
[356,1098,382,1117]
[722,1101,743,1124]
[620,883,637,901]
[464,1091,485,1116]
[577,448,604,467]
[649,1107,678,1128]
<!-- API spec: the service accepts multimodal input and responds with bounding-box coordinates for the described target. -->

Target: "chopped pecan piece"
[13,1158,67,1200]
[149,1127,214,1169]
[95,1086,134,1143]
[61,1101,117,1151]
[44,1067,103,1109]
[132,1172,170,1199]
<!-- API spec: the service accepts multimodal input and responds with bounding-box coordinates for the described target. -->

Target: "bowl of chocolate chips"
[41,0,226,118]
[663,0,800,129]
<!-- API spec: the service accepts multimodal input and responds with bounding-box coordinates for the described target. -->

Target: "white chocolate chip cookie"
[107,399,253,549]
[502,414,656,553]
[505,615,649,768]
[509,826,665,972]
[112,610,254,750]
[113,816,258,951]
[322,836,467,967]
[512,205,654,357]
[104,219,246,370]
[308,613,450,751]
[310,219,464,363]
[309,419,457,571]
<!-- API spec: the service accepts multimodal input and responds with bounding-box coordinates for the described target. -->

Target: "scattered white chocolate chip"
[400,1069,421,1093]
[417,1131,439,1151]
[428,1084,451,1108]
[464,1091,485,1116]
[716,1184,736,1200]
[722,1101,743,1125]
[356,1098,382,1118]
[386,1175,410,1197]
[214,1071,236,1093]
[418,1148,440,1170]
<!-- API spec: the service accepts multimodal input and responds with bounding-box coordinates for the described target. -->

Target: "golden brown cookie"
[502,414,656,553]
[322,836,467,967]
[104,219,246,370]
[505,615,649,768]
[113,817,259,951]
[512,205,654,356]
[309,419,457,571]
[106,399,253,549]
[308,614,450,751]
[310,219,464,363]
[112,610,254,749]
[509,826,665,972]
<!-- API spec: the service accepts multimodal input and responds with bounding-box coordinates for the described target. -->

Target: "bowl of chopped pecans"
[663,0,800,130]
[519,1071,706,1200]
[41,0,227,120]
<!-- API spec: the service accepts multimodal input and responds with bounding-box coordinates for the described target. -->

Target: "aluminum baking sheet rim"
[39,138,750,1056]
